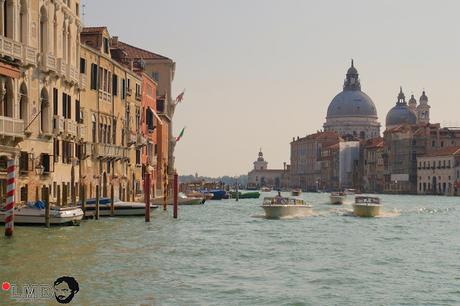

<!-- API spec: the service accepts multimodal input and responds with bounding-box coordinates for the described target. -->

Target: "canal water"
[1,192,460,305]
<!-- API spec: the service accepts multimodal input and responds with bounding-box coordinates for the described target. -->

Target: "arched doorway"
[19,82,28,123]
[1,77,14,117]
[40,88,49,133]
[103,172,107,197]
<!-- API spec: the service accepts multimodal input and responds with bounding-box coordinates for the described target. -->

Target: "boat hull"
[291,191,302,196]
[0,207,83,225]
[352,204,381,217]
[329,195,345,205]
[261,205,312,219]
[152,198,204,206]
[82,202,159,217]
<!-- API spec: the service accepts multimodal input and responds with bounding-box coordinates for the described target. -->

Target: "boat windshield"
[263,197,305,205]
[355,196,380,204]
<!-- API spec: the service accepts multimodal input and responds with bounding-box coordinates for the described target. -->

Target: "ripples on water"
[1,192,460,305]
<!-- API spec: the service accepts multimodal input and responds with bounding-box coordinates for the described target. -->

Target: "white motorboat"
[291,188,302,196]
[261,196,312,219]
[329,192,346,205]
[260,187,272,192]
[0,202,83,225]
[81,198,158,217]
[353,196,382,217]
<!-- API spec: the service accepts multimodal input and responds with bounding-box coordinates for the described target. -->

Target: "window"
[136,149,141,165]
[92,114,97,143]
[80,58,86,74]
[53,88,58,116]
[75,100,80,123]
[146,107,155,131]
[151,72,159,82]
[62,93,71,119]
[135,83,141,98]
[103,37,109,54]
[91,64,98,90]
[112,74,118,96]
[76,3,80,16]
[19,151,31,173]
[40,153,53,173]
[112,119,117,145]
[54,139,60,162]
[121,79,126,99]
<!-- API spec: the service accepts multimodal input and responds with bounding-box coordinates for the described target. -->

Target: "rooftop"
[421,146,460,157]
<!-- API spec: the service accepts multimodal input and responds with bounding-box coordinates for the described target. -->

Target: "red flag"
[175,90,185,104]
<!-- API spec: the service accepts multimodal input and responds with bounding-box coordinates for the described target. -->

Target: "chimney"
[112,36,118,46]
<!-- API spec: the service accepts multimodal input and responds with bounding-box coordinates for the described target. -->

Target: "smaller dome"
[386,105,417,127]
[386,88,417,127]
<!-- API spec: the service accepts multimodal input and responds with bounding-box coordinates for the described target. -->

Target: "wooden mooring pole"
[82,184,87,217]
[110,184,115,217]
[44,185,50,228]
[95,185,100,220]
[173,171,178,219]
[4,159,15,237]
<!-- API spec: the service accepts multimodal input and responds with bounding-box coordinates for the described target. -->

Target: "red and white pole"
[4,159,15,237]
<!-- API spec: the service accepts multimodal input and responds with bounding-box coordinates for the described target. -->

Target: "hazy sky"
[85,0,460,177]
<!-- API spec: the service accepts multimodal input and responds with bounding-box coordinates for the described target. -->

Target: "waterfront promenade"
[1,193,459,305]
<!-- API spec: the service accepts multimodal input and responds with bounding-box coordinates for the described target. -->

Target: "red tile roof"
[364,137,384,149]
[422,146,460,157]
[114,40,171,61]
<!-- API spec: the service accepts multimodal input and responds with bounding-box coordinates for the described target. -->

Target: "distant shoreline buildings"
[249,61,460,196]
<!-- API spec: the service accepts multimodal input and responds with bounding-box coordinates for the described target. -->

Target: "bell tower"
[416,91,430,124]
[253,149,268,170]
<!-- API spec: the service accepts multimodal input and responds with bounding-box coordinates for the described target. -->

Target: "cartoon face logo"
[53,277,79,304]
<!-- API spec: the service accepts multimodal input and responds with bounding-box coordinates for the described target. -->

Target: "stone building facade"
[417,147,460,196]
[1,0,83,204]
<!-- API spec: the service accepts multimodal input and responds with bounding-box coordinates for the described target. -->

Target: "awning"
[0,62,20,79]
[148,106,163,126]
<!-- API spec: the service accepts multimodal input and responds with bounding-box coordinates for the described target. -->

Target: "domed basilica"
[323,61,381,140]
[386,87,430,129]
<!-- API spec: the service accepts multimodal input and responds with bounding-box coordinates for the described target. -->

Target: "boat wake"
[412,207,456,215]
[338,208,401,218]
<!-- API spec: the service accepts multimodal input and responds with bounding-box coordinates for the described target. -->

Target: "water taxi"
[291,188,302,196]
[152,193,204,205]
[353,196,382,217]
[260,187,272,192]
[329,192,346,205]
[261,196,312,219]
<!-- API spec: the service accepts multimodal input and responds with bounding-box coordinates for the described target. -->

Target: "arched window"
[92,114,97,143]
[39,6,48,53]
[19,83,28,123]
[19,0,28,44]
[0,78,14,117]
[3,0,14,38]
[40,88,50,133]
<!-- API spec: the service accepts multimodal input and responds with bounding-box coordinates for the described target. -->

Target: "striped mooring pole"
[4,159,15,237]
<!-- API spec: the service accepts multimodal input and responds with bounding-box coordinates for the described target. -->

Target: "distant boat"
[0,202,83,225]
[261,196,312,219]
[152,193,204,205]
[329,192,346,205]
[229,191,261,199]
[199,189,228,200]
[291,188,302,196]
[353,196,382,217]
[260,187,272,192]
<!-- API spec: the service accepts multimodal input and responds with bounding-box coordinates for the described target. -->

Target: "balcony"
[66,64,79,84]
[79,73,87,89]
[98,90,112,102]
[40,53,57,72]
[77,124,85,140]
[0,36,23,61]
[64,119,77,138]
[93,143,129,160]
[22,46,37,66]
[0,116,24,139]
[53,115,64,135]
[56,58,67,76]
[137,134,147,147]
